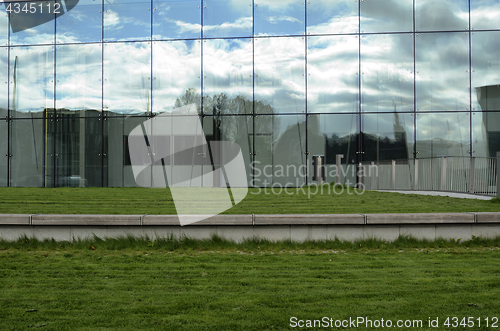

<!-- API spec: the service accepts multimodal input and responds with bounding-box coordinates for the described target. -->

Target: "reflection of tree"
[173,89,280,148]
[173,88,201,112]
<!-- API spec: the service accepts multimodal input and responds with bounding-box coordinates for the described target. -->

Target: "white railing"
[358,156,498,197]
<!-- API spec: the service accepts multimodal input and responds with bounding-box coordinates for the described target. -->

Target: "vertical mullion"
[468,0,472,160]
[358,0,362,165]
[304,1,308,186]
[101,0,105,187]
[413,0,417,159]
[252,0,255,187]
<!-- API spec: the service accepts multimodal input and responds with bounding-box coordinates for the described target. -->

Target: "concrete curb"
[254,214,365,225]
[31,214,142,226]
[475,212,500,223]
[366,213,476,224]
[0,213,499,226]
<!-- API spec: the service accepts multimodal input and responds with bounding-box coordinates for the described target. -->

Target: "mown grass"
[0,185,499,215]
[1,236,499,330]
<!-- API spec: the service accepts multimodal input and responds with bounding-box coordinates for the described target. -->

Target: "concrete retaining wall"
[1,213,500,242]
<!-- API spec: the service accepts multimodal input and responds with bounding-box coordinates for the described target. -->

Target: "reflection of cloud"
[255,0,297,11]
[254,37,305,113]
[268,16,301,24]
[416,0,468,31]
[166,19,201,34]
[204,16,252,33]
[104,10,120,27]
[307,16,358,35]
[471,5,500,29]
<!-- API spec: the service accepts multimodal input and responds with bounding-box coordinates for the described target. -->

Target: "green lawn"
[0,186,499,215]
[1,238,499,330]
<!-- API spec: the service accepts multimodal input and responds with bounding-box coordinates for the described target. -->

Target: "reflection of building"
[476,85,500,158]
[1,1,500,187]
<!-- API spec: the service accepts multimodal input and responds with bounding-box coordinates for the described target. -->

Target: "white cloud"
[268,16,301,24]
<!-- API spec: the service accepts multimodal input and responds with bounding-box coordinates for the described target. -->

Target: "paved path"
[374,190,494,200]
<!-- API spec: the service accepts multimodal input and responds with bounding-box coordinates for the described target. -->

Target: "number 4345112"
[6,2,62,14]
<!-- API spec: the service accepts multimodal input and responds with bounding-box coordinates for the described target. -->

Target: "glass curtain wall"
[2,0,500,187]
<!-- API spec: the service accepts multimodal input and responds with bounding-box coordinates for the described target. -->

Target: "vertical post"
[370,161,375,190]
[336,154,343,185]
[391,160,396,190]
[414,158,419,190]
[469,157,475,193]
[358,162,363,188]
[441,156,447,191]
[497,152,500,199]
[79,110,86,187]
[317,156,323,186]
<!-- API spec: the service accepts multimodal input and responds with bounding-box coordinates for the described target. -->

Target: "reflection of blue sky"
[204,0,252,38]
[255,0,303,36]
[307,0,358,35]
[56,0,102,43]
[0,9,7,46]
[104,0,151,41]
[153,0,201,39]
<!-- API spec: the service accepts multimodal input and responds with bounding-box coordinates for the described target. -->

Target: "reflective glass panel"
[307,114,358,184]
[362,113,414,161]
[415,0,469,32]
[307,35,358,113]
[0,108,6,186]
[104,0,151,42]
[0,7,8,46]
[56,0,102,44]
[203,39,252,115]
[254,37,305,114]
[203,115,253,186]
[307,0,358,35]
[416,112,470,158]
[416,33,469,112]
[472,31,500,111]
[105,116,148,187]
[0,47,7,111]
[10,117,46,187]
[9,46,54,116]
[255,0,305,36]
[203,0,252,38]
[48,114,102,187]
[471,0,500,30]
[9,0,57,45]
[56,44,102,114]
[153,40,201,114]
[472,111,500,158]
[153,0,201,40]
[361,34,414,112]
[360,0,412,33]
[103,42,151,116]
[253,114,306,187]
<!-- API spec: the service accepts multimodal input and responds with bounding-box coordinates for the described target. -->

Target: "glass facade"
[1,0,500,187]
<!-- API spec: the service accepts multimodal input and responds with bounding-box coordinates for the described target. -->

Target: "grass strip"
[1,236,499,330]
[0,186,499,215]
